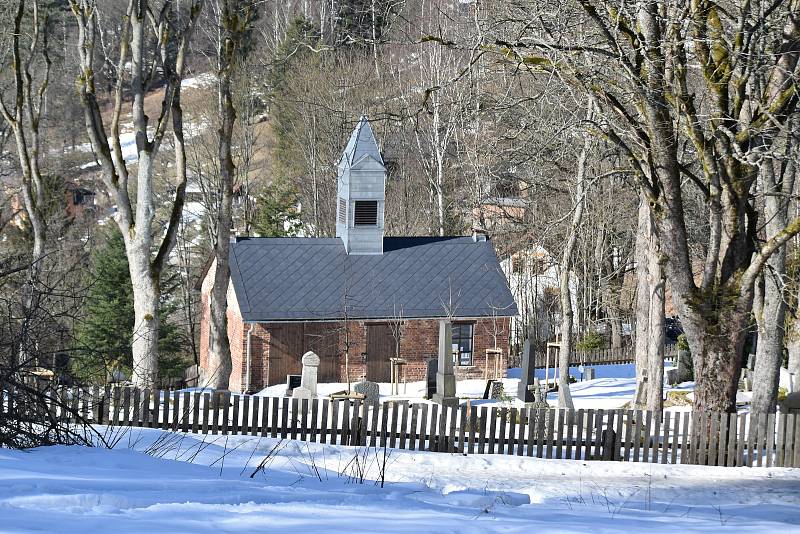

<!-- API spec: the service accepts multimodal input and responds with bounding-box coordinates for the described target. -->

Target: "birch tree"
[71,0,203,388]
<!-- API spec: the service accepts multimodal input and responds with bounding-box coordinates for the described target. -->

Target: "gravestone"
[354,380,380,406]
[601,429,618,461]
[584,368,596,381]
[285,374,301,396]
[665,368,679,385]
[292,386,312,400]
[432,320,458,408]
[516,339,535,402]
[294,350,320,398]
[489,380,504,400]
[526,378,549,409]
[426,358,437,399]
[482,379,493,399]
[779,391,800,414]
[633,369,648,408]
[676,349,693,382]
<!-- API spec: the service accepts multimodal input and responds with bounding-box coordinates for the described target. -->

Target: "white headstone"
[300,350,320,397]
[433,320,457,408]
[292,386,312,400]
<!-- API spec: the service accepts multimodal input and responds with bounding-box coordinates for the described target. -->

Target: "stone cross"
[293,350,320,399]
[517,339,535,402]
[432,320,458,408]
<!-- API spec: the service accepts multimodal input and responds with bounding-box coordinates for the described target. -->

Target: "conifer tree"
[73,228,182,384]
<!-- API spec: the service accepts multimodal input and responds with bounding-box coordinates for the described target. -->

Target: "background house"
[198,117,517,392]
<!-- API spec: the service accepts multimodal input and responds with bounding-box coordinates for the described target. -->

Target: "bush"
[677,334,690,352]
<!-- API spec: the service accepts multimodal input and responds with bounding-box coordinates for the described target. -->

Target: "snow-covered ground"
[1,427,798,532]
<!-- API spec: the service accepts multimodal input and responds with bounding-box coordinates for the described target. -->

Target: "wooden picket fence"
[533,344,678,368]
[5,383,800,468]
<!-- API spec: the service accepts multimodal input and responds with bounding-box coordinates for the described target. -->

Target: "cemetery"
[4,5,800,527]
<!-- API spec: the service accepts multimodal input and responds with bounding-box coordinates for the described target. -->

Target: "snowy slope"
[0,427,798,533]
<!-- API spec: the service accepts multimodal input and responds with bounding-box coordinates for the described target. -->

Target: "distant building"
[198,118,517,392]
[65,182,96,219]
[499,245,579,348]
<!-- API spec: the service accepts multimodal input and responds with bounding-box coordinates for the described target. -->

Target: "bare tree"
[205,0,255,390]
[479,0,800,413]
[556,100,593,409]
[752,122,798,412]
[0,0,50,368]
[71,0,203,388]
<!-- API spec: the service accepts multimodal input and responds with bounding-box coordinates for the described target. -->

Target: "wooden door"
[366,324,395,382]
[267,324,304,386]
[304,323,340,383]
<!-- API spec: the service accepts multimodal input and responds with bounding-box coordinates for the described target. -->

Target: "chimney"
[472,227,488,242]
[335,116,386,255]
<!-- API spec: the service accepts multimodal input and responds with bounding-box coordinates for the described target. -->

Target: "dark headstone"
[677,349,693,382]
[354,380,380,406]
[426,358,437,399]
[483,379,506,400]
[780,391,800,414]
[489,380,504,400]
[601,429,618,461]
[517,339,535,402]
[54,352,69,373]
[285,374,301,396]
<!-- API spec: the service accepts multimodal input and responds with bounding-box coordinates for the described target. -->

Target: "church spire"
[336,117,386,255]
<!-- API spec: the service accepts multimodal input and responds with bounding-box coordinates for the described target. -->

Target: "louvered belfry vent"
[354,201,378,226]
[335,116,386,254]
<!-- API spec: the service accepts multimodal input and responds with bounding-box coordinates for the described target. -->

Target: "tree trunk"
[2,0,50,370]
[752,147,795,413]
[129,252,160,387]
[751,256,787,412]
[646,227,665,412]
[609,312,623,353]
[71,0,203,389]
[206,0,247,391]
[557,102,592,408]
[633,195,664,410]
[633,197,650,406]
[683,304,750,413]
[557,265,576,409]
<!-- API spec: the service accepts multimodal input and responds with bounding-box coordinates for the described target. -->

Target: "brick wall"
[235,317,511,390]
[383,317,510,381]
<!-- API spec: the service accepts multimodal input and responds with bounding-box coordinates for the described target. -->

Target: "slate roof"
[229,236,518,322]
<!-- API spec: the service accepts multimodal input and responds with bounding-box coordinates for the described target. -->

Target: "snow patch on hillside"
[182,72,217,89]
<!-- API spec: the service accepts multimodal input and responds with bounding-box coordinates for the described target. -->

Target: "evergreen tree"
[251,181,302,237]
[72,228,183,384]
